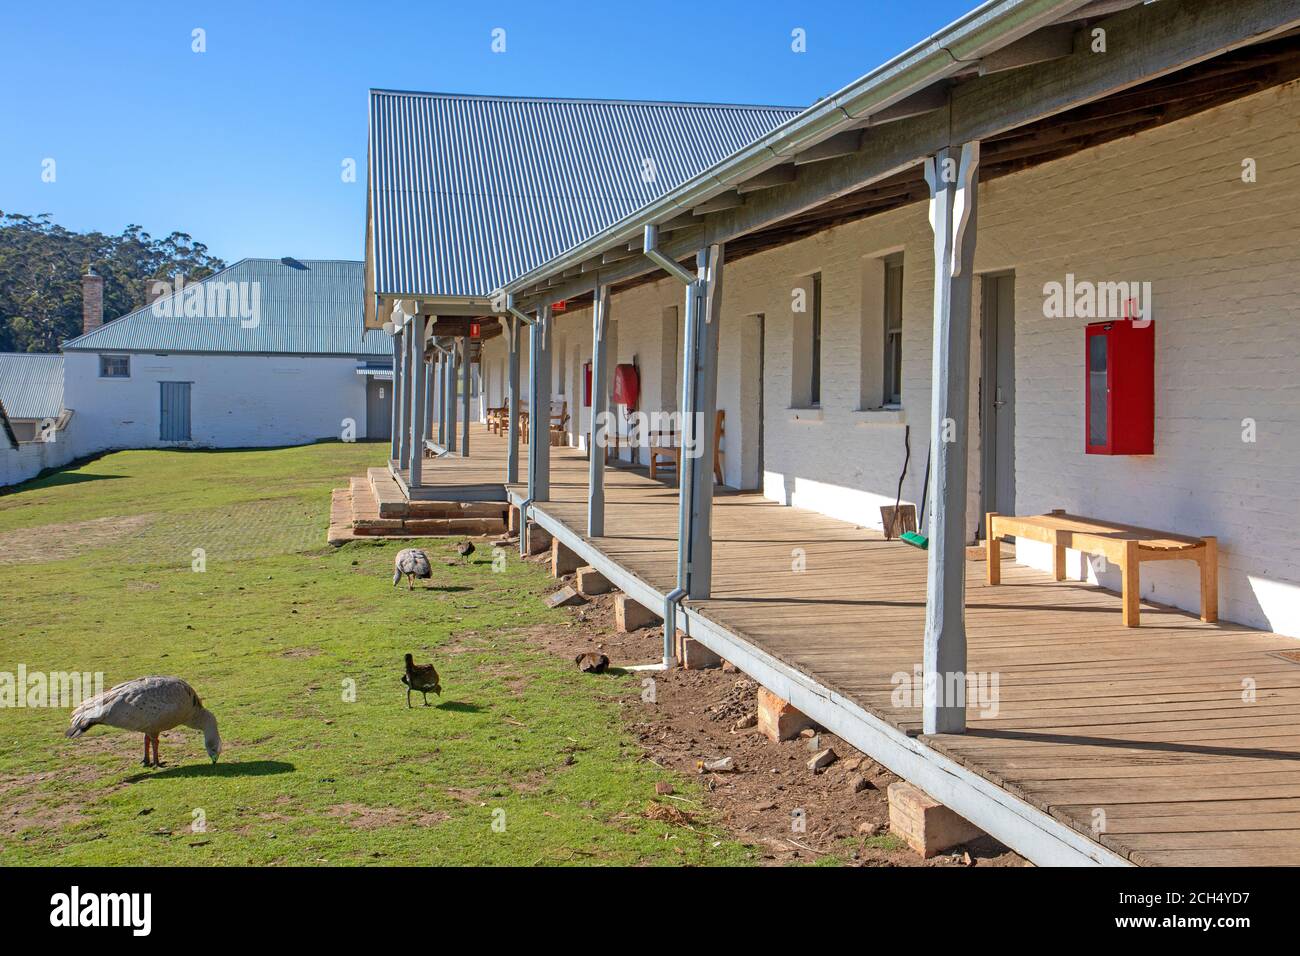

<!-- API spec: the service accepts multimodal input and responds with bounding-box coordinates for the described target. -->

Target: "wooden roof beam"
[691,190,743,215]
[601,246,636,264]
[736,164,797,194]
[865,84,950,125]
[978,24,1076,76]
[792,129,864,165]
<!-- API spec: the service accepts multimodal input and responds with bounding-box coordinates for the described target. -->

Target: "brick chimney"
[82,268,104,335]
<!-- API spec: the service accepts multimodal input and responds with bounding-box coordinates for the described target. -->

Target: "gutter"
[503,0,1092,296]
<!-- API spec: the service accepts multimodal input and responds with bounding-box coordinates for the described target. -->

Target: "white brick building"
[478,79,1300,637]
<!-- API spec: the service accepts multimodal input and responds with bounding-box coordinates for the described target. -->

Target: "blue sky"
[0,0,975,264]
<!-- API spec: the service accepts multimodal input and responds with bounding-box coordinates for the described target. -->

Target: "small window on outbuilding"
[99,354,130,378]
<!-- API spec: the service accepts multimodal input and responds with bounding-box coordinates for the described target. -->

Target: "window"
[882,256,904,406]
[790,273,823,409]
[100,354,130,378]
[810,273,822,407]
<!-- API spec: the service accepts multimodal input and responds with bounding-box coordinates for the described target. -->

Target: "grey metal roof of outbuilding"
[0,352,64,419]
[366,91,801,299]
[63,258,389,357]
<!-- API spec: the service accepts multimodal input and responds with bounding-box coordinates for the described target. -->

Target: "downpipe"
[642,224,696,285]
[516,496,533,557]
[662,587,687,669]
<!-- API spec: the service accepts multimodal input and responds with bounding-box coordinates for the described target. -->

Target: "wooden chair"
[518,409,530,444]
[549,399,569,447]
[486,405,507,435]
[648,410,725,485]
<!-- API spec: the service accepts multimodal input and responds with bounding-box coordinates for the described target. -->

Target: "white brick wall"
[63,351,372,451]
[482,81,1300,636]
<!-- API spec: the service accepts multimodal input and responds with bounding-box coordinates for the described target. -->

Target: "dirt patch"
[0,514,156,565]
[325,803,450,830]
[0,768,97,837]
[279,647,323,659]
[524,581,1025,868]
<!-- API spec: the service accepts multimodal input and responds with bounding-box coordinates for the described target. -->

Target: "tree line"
[0,212,226,353]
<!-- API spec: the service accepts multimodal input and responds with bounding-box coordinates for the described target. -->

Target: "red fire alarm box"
[583,361,592,407]
[1086,318,1154,455]
[611,363,639,408]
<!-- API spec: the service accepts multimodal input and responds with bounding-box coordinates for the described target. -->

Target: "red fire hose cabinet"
[1086,318,1154,455]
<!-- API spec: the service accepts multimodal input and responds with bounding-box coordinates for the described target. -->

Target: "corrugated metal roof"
[63,259,389,356]
[0,352,64,419]
[367,91,802,298]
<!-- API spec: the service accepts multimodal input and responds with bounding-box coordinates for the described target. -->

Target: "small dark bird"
[575,652,610,674]
[393,548,431,590]
[456,540,476,564]
[401,653,441,707]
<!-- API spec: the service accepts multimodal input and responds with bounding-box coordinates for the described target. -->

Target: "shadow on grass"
[434,701,484,713]
[25,470,125,490]
[418,585,472,593]
[125,759,294,783]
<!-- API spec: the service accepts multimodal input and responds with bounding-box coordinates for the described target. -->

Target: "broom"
[900,449,931,550]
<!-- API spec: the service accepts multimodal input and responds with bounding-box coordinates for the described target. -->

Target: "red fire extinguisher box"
[1086,318,1154,455]
[583,361,592,407]
[612,364,639,408]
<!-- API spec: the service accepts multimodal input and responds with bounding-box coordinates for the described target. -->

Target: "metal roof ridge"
[367,88,803,111]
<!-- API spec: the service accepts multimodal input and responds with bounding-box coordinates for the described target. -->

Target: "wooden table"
[986,510,1217,627]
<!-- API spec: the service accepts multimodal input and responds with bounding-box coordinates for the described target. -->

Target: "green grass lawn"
[0,442,750,865]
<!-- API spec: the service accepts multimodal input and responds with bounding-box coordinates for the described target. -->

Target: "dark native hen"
[401,653,442,707]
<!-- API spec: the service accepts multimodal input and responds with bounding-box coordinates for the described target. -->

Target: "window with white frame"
[99,354,130,378]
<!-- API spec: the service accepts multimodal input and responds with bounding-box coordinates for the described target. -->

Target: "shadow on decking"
[962,728,1300,762]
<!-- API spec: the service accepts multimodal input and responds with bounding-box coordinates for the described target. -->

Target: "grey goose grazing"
[66,676,221,767]
[393,548,432,590]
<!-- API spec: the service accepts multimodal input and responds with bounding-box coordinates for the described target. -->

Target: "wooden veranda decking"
[389,430,528,502]
[408,424,1300,865]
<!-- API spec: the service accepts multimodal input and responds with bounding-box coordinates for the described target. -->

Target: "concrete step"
[341,472,507,538]
[327,488,361,545]
[406,499,509,521]
[366,466,408,518]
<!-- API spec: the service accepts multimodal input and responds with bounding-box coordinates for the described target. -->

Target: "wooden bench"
[648,409,725,485]
[985,510,1217,627]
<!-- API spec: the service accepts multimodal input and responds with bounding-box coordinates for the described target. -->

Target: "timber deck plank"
[400,425,1300,865]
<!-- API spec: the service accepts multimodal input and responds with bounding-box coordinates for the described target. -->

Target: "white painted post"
[445,337,458,455]
[439,350,450,448]
[460,337,471,458]
[588,283,610,537]
[423,360,433,451]
[395,327,409,466]
[408,315,427,487]
[506,317,521,484]
[528,303,553,502]
[390,328,403,462]
[923,141,980,736]
[685,244,725,599]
